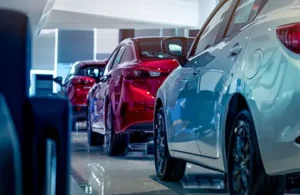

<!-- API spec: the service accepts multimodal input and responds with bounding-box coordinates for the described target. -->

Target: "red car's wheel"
[105,101,129,156]
[87,105,104,146]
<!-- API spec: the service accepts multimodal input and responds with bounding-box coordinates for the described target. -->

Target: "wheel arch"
[104,95,111,132]
[154,98,163,137]
[223,93,250,168]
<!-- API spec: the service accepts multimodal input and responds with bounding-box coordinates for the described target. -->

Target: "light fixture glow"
[53,28,58,93]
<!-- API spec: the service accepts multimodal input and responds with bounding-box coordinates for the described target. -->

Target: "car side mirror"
[53,76,63,86]
[161,37,190,65]
[104,58,108,64]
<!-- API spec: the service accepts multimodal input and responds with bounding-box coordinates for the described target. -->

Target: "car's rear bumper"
[72,105,87,121]
[113,80,156,133]
[125,121,153,133]
[115,107,154,133]
[251,89,300,175]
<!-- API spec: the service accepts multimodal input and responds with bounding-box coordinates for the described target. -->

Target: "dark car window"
[187,38,194,51]
[120,46,135,63]
[193,0,233,56]
[64,63,76,83]
[77,66,104,79]
[137,39,174,59]
[103,48,119,75]
[112,46,126,69]
[225,0,269,37]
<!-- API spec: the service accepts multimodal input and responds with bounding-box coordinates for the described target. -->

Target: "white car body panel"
[156,0,300,176]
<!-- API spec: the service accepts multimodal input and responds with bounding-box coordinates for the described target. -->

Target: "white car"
[154,0,300,194]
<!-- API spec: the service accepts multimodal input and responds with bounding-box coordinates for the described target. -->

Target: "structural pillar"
[58,30,94,63]
[119,29,135,43]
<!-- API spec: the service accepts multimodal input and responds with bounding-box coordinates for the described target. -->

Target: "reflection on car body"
[154,0,300,194]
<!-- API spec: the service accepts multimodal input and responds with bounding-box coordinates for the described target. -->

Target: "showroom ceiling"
[0,0,217,34]
[47,0,204,29]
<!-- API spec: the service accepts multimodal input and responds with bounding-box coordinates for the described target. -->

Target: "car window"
[194,0,233,55]
[225,0,269,37]
[112,46,126,69]
[77,66,105,78]
[120,46,135,63]
[64,64,76,82]
[137,39,174,59]
[103,48,119,76]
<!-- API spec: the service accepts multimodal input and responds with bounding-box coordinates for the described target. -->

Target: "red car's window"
[137,39,174,59]
[77,66,104,78]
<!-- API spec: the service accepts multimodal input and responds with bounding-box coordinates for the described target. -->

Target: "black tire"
[154,107,186,181]
[146,141,154,155]
[105,101,129,156]
[227,110,286,195]
[87,107,104,146]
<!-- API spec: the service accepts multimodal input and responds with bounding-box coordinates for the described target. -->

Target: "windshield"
[137,38,194,60]
[137,39,173,59]
[77,65,104,78]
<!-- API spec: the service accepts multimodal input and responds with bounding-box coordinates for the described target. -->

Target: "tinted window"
[194,0,232,55]
[120,46,135,63]
[77,66,104,78]
[226,0,268,36]
[187,38,195,51]
[112,46,126,69]
[103,48,119,75]
[64,64,76,82]
[137,39,173,59]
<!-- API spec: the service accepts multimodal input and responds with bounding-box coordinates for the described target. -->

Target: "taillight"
[276,23,300,54]
[72,78,94,85]
[122,68,161,79]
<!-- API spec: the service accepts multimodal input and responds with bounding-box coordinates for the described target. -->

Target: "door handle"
[229,45,243,56]
[193,69,200,76]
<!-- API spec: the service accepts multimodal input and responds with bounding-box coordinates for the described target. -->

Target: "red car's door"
[91,47,123,133]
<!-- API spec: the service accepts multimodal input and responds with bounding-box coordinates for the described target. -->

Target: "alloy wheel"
[155,112,165,176]
[231,120,251,195]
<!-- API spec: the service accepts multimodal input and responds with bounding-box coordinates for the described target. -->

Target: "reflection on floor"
[71,132,300,195]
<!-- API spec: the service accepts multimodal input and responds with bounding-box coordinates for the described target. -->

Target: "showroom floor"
[70,132,300,195]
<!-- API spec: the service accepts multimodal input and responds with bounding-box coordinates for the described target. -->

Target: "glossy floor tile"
[70,132,300,195]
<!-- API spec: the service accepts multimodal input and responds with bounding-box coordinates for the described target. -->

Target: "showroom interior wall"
[30,29,57,96]
[56,30,94,89]
[96,29,119,60]
[30,27,194,96]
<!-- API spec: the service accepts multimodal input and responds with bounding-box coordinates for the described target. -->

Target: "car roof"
[74,60,106,68]
[120,36,195,45]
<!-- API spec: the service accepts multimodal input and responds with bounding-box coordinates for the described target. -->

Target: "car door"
[192,0,268,159]
[166,64,201,155]
[168,0,234,156]
[91,47,120,133]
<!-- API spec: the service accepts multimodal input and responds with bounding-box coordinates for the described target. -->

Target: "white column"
[96,29,119,59]
[93,28,97,60]
[184,28,190,37]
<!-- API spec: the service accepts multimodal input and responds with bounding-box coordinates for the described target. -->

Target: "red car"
[87,37,194,156]
[53,60,106,128]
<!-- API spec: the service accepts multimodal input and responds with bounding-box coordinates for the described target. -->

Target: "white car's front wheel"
[227,110,286,194]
